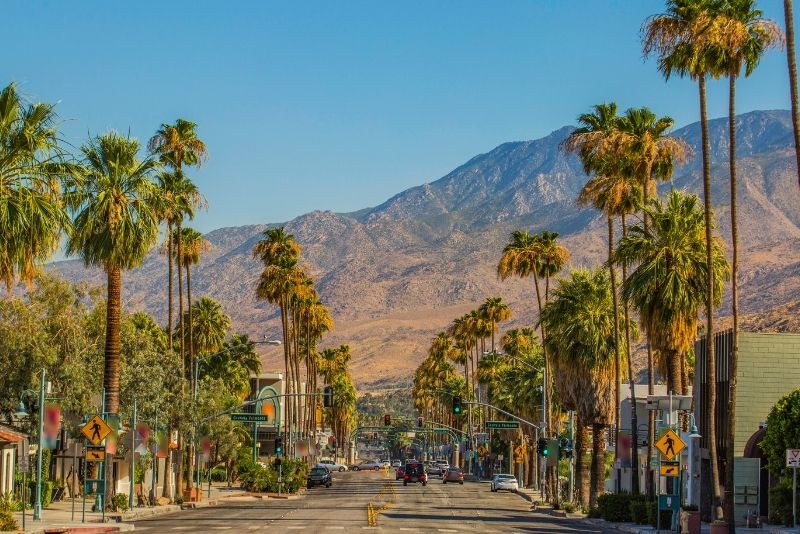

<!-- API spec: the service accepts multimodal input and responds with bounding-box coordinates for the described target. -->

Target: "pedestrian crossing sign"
[655,429,685,460]
[81,415,112,446]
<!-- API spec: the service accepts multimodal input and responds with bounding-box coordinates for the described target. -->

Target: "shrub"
[111,493,129,512]
[209,468,227,482]
[630,501,649,524]
[562,501,577,513]
[0,510,18,532]
[597,493,645,522]
[646,502,673,529]
[769,482,793,526]
[239,458,309,494]
[587,506,602,518]
[27,480,54,508]
[174,495,185,505]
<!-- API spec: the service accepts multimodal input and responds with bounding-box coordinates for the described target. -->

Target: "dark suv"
[307,467,332,488]
[403,463,427,486]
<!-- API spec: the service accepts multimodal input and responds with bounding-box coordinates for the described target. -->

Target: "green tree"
[0,83,73,291]
[761,389,800,479]
[66,131,160,415]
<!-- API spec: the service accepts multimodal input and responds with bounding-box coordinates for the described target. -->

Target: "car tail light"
[404,475,409,479]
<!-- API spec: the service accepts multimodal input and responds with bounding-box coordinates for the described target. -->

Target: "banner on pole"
[135,423,150,454]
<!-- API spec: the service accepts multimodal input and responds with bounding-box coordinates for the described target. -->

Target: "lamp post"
[686,413,701,507]
[15,369,48,521]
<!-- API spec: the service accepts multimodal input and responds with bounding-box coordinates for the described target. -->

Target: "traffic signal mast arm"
[460,400,541,430]
[199,392,323,424]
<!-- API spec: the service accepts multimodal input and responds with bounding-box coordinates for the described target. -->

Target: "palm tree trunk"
[167,221,174,348]
[785,0,800,188]
[186,262,194,491]
[621,214,639,495]
[575,416,589,507]
[175,222,185,496]
[608,216,621,463]
[280,302,291,439]
[590,423,606,508]
[725,72,740,533]
[646,344,655,498]
[104,265,122,413]
[700,73,724,521]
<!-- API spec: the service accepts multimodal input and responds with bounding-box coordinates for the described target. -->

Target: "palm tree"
[178,227,211,388]
[713,3,782,526]
[66,131,160,413]
[564,102,637,486]
[0,82,73,291]
[478,297,512,352]
[615,190,729,394]
[540,268,624,508]
[186,296,231,359]
[300,301,333,434]
[149,120,207,364]
[643,0,729,516]
[784,0,800,186]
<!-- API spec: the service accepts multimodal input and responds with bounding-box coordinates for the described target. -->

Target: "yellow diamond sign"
[655,429,685,461]
[81,415,112,446]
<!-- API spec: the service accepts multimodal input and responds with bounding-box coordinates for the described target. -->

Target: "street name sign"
[660,460,680,477]
[81,415,112,446]
[486,421,520,430]
[655,429,685,461]
[231,413,268,423]
[786,449,800,467]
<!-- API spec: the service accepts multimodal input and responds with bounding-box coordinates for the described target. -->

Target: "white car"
[351,459,389,471]
[436,461,449,470]
[391,459,402,468]
[490,474,519,493]
[317,460,348,472]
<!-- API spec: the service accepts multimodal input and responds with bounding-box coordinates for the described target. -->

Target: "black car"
[402,463,427,486]
[308,467,332,488]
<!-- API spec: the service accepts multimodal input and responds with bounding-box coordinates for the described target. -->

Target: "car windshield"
[311,468,328,475]
[448,468,461,472]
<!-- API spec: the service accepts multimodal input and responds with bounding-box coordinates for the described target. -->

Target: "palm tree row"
[253,227,335,453]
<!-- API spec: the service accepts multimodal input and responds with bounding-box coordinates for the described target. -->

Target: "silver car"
[490,474,518,492]
[317,460,348,472]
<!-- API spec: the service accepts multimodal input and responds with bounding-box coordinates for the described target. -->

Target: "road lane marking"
[325,527,345,530]
[286,528,304,530]
[171,528,193,531]
[438,530,458,533]
[212,528,232,531]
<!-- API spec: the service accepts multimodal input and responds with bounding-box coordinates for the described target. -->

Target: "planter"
[183,487,200,502]
[680,510,701,534]
[709,521,728,534]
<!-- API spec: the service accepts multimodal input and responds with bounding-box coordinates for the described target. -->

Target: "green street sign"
[434,429,450,434]
[486,421,520,430]
[231,413,268,423]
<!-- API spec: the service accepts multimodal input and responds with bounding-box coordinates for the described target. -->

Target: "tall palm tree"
[186,296,231,361]
[0,82,73,291]
[540,268,624,508]
[149,120,207,364]
[66,131,160,414]
[713,2,782,526]
[478,297,512,352]
[178,227,211,389]
[785,0,800,186]
[643,0,729,516]
[564,102,637,485]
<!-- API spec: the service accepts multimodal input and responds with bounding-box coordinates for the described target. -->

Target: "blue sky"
[6,0,796,232]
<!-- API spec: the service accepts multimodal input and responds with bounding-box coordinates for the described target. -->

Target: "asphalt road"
[130,470,617,533]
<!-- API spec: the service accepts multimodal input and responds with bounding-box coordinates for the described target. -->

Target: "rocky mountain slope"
[53,110,800,388]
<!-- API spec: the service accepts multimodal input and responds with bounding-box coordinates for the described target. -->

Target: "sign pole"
[129,399,137,510]
[794,466,797,529]
[71,442,76,521]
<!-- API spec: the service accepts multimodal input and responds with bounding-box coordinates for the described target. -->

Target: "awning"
[0,430,26,445]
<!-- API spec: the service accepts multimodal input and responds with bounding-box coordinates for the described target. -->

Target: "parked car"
[317,459,348,472]
[442,467,464,484]
[490,474,518,493]
[307,467,332,488]
[395,466,405,480]
[436,460,450,471]
[391,459,402,468]
[403,462,427,486]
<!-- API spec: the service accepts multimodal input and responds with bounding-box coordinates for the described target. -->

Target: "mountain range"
[53,109,800,389]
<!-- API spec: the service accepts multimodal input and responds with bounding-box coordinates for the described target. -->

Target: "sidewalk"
[581,517,797,534]
[11,483,248,534]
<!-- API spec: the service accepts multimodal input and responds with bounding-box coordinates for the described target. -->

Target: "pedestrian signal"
[322,385,333,408]
[384,414,391,426]
[417,416,423,428]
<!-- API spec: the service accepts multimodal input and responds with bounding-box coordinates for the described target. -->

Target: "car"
[395,466,405,480]
[403,462,427,486]
[436,461,450,470]
[490,474,518,493]
[443,467,464,484]
[317,459,348,472]
[391,459,402,468]
[307,467,332,488]
[351,459,389,471]
[427,464,443,477]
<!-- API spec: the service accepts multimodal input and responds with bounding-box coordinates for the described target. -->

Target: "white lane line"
[438,530,458,533]
[171,528,193,531]
[212,528,232,531]
[247,528,261,531]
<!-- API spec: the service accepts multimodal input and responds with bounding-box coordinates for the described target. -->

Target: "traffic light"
[559,437,573,458]
[275,436,283,455]
[417,416,423,428]
[452,396,462,415]
[322,385,333,408]
[384,414,391,426]
[537,437,549,457]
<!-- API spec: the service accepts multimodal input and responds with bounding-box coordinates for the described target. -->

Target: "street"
[131,471,616,533]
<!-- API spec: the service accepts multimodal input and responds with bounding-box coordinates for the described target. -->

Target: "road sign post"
[231,413,268,423]
[786,449,800,527]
